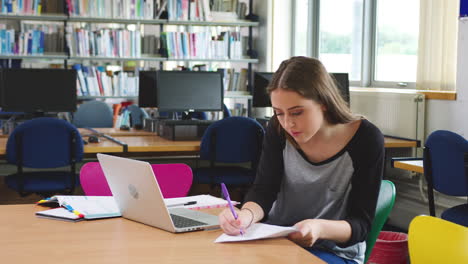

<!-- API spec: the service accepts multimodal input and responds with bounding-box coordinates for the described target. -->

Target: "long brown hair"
[268,56,359,143]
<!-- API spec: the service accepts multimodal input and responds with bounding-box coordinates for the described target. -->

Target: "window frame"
[292,0,417,89]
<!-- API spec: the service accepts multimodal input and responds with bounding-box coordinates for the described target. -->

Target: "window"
[293,0,420,88]
[375,0,419,84]
[319,0,364,81]
[293,0,310,56]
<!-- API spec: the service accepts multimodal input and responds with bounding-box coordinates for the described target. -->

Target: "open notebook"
[36,194,236,221]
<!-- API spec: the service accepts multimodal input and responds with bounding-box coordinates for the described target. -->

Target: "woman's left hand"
[288,219,324,247]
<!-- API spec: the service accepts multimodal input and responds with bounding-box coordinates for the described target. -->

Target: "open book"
[215,223,298,243]
[36,196,121,220]
[36,194,237,221]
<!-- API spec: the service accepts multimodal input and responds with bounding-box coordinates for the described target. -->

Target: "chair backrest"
[80,162,193,198]
[408,215,468,264]
[73,100,114,128]
[424,130,468,196]
[222,103,232,118]
[128,104,149,128]
[364,180,396,262]
[6,117,84,168]
[199,116,265,164]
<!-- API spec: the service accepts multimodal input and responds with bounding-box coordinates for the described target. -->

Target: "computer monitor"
[138,71,158,107]
[331,73,350,105]
[156,71,223,112]
[0,68,77,113]
[253,72,273,107]
[252,72,350,107]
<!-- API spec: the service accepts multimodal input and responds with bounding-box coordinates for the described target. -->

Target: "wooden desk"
[0,205,325,264]
[0,136,417,157]
[79,127,155,137]
[393,160,424,174]
[383,137,418,148]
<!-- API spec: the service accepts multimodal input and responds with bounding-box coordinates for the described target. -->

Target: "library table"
[78,127,156,137]
[0,204,325,264]
[0,136,417,158]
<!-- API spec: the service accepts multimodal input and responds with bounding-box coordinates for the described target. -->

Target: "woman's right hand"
[218,207,253,236]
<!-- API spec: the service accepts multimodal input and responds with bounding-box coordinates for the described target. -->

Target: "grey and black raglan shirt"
[245,118,384,264]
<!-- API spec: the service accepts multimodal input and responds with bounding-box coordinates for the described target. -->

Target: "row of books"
[66,0,165,19]
[161,31,244,60]
[167,0,248,21]
[73,64,138,97]
[67,26,141,57]
[219,67,248,92]
[167,0,211,21]
[0,28,45,55]
[0,0,248,22]
[0,0,46,15]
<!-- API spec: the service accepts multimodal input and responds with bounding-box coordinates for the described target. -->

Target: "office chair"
[408,215,468,264]
[80,162,193,198]
[5,117,84,197]
[127,104,149,129]
[72,100,114,128]
[193,117,265,194]
[222,103,232,118]
[365,180,397,262]
[423,130,468,227]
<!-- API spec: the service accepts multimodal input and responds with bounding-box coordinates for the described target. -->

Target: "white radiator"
[350,89,425,147]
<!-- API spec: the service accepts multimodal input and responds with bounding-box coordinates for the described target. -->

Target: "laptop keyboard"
[170,214,208,228]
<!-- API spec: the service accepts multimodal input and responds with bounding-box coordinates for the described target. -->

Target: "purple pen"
[221,183,243,235]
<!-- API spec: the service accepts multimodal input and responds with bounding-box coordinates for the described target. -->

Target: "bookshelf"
[0,0,260,116]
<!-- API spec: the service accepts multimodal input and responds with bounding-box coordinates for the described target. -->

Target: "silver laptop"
[97,153,219,233]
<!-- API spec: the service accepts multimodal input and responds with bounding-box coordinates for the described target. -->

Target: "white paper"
[54,196,121,219]
[214,223,298,243]
[36,207,82,220]
[164,194,238,209]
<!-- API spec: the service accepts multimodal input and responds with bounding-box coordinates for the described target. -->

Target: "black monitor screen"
[331,73,350,105]
[156,71,223,112]
[253,72,350,107]
[138,71,158,107]
[0,68,77,112]
[253,72,273,107]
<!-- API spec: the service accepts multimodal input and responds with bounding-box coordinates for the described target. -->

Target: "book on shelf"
[36,194,236,222]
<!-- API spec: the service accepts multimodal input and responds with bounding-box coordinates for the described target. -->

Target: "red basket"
[367,231,408,264]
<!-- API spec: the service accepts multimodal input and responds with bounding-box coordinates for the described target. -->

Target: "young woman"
[218,57,384,264]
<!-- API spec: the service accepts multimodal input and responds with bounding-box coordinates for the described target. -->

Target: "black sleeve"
[244,117,285,220]
[341,120,385,247]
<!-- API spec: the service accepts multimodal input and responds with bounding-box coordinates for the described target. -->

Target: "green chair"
[364,180,397,262]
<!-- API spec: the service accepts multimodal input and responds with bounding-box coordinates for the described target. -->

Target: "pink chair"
[79,162,193,198]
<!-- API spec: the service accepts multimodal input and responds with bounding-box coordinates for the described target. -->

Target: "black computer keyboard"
[162,119,216,126]
[170,214,208,228]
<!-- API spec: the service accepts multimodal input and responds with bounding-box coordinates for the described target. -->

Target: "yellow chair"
[408,215,468,263]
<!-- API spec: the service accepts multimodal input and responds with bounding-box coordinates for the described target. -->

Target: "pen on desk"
[167,201,197,207]
[221,183,243,236]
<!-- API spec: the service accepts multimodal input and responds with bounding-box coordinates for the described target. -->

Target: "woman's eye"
[275,112,284,116]
[291,111,303,116]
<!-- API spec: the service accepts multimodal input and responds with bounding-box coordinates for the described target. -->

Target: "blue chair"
[5,117,84,197]
[127,104,149,129]
[222,103,232,118]
[193,117,264,191]
[73,100,113,128]
[424,130,468,227]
